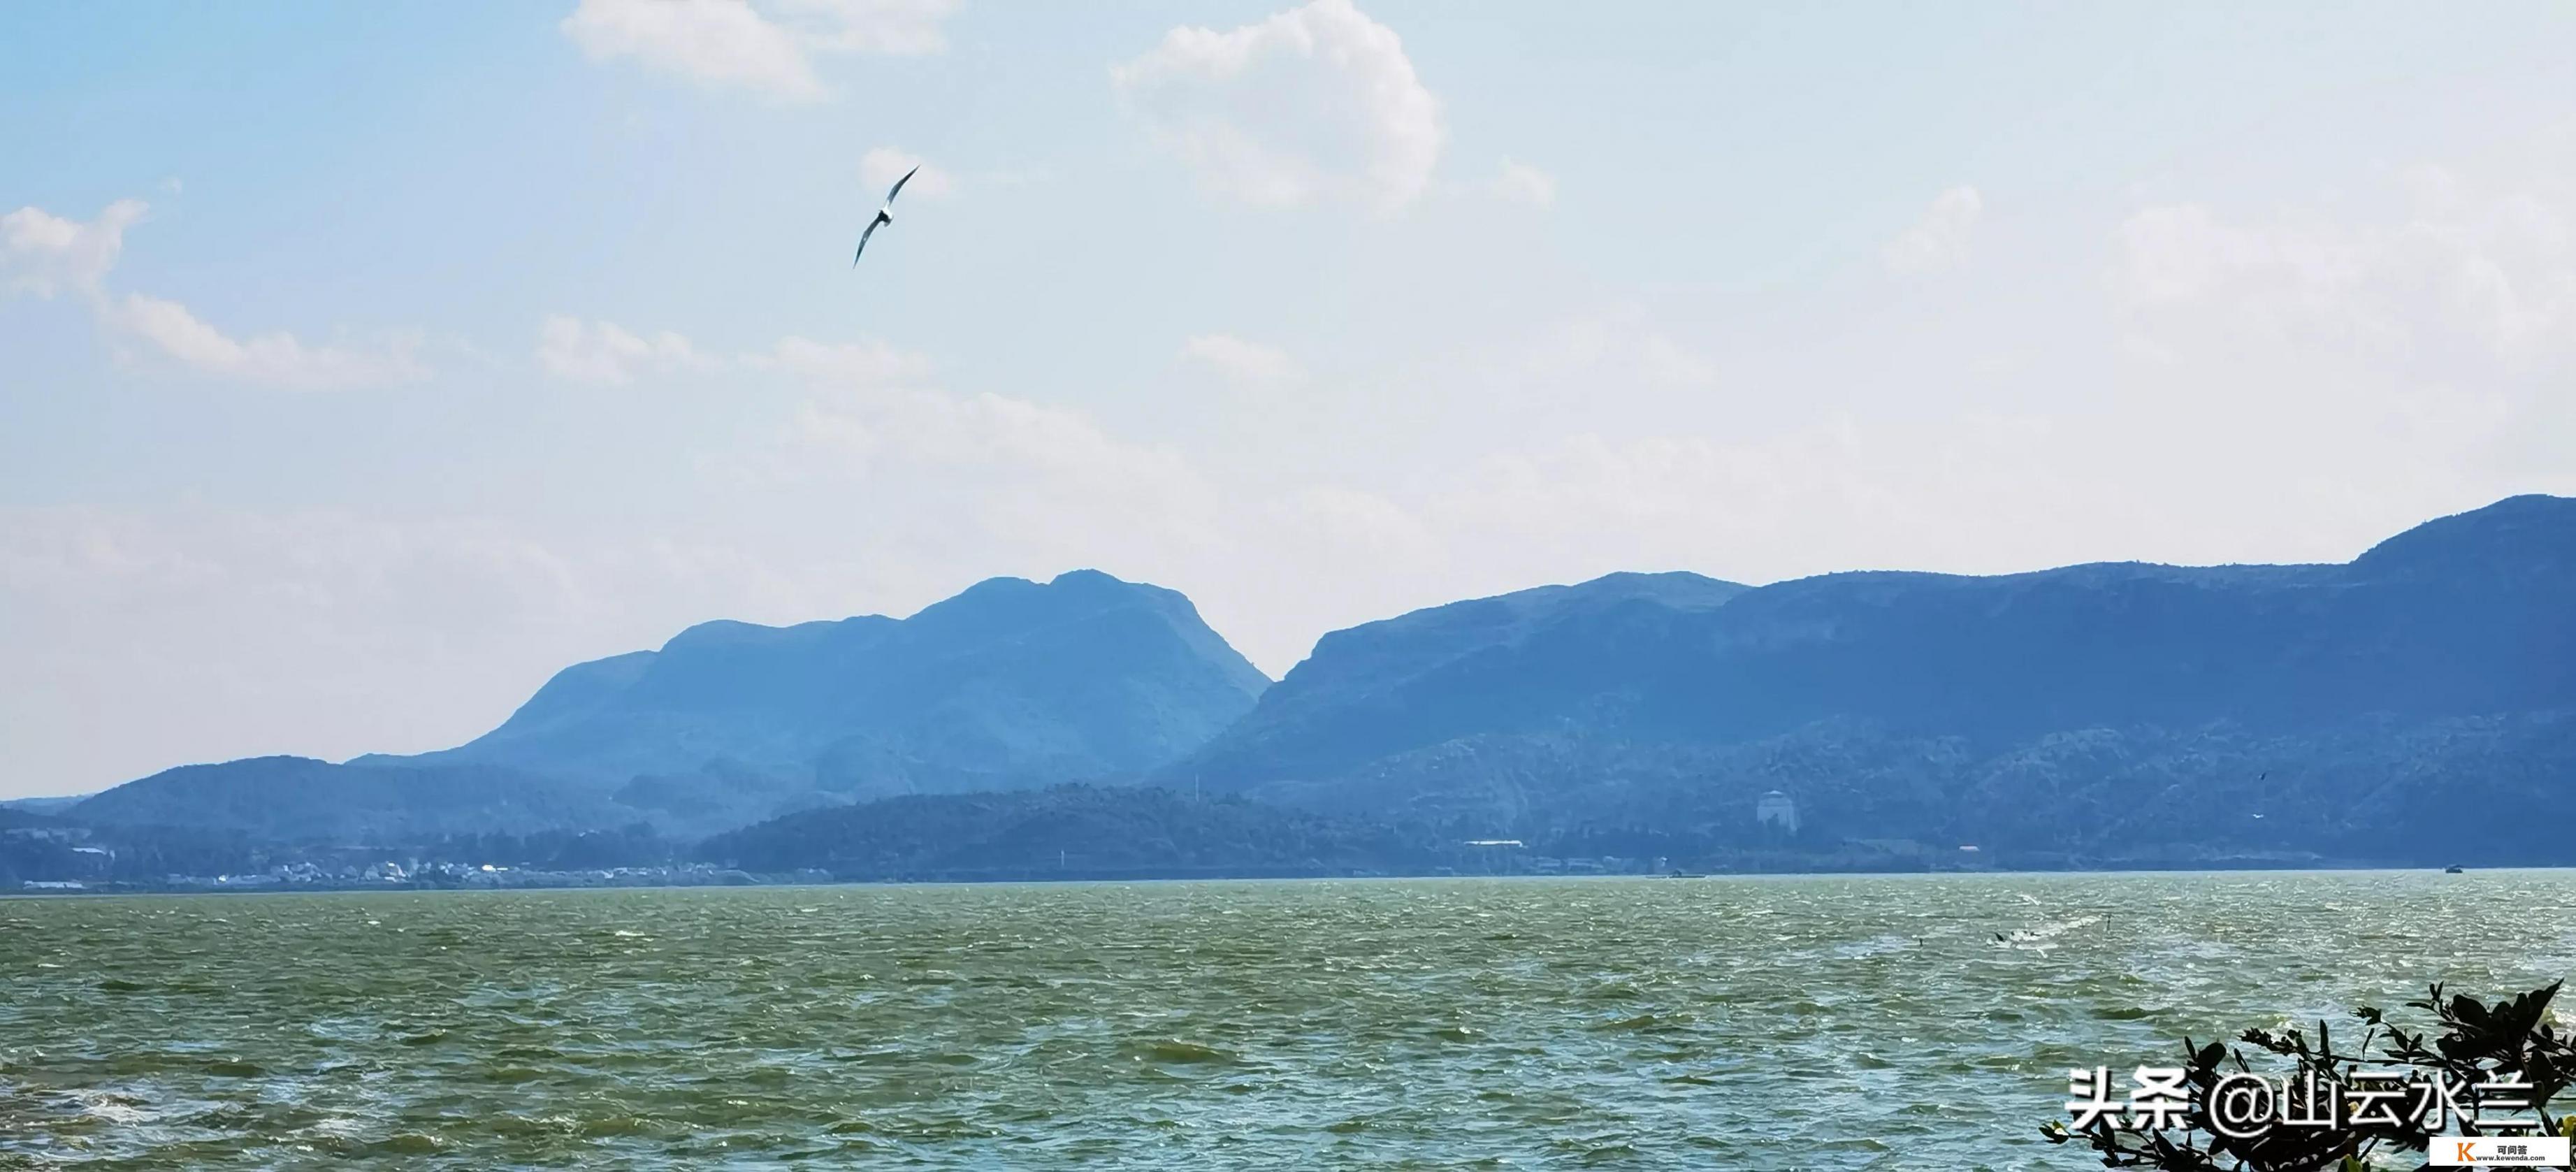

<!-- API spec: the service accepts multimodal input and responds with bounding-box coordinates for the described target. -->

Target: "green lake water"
[4,871,2572,1169]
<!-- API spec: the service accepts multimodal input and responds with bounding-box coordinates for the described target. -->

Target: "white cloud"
[0,502,869,793]
[1,199,146,298]
[1180,333,1301,387]
[1883,185,1984,274]
[108,294,425,391]
[718,345,1236,598]
[1506,310,1719,396]
[2106,173,2576,368]
[560,0,953,103]
[762,338,1188,501]
[563,0,820,101]
[537,315,714,386]
[860,147,957,200]
[23,142,2576,795]
[3,200,428,390]
[20,252,2573,794]
[0,350,1240,790]
[771,0,953,55]
[2099,166,2576,495]
[789,389,1209,510]
[752,334,936,385]
[1112,0,1444,214]
[1491,159,1556,209]
[731,319,1970,677]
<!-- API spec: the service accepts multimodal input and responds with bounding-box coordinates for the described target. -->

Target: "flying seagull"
[853,164,920,266]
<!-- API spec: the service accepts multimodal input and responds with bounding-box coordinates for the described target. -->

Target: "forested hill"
[41,496,2576,874]
[1176,495,2576,865]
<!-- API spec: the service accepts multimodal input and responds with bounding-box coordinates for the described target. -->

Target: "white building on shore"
[1755,790,1799,833]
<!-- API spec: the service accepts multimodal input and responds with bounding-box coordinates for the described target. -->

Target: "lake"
[3,871,2570,1169]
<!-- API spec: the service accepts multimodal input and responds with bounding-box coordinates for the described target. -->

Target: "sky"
[4,1,2575,797]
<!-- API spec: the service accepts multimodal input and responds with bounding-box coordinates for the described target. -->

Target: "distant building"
[1756,790,1799,833]
[2,827,78,843]
[1461,838,1526,876]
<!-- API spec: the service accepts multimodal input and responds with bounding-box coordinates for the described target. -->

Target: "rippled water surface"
[6,872,2574,1169]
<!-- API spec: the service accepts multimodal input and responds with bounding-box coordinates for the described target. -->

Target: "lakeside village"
[1,790,1998,894]
[8,844,1772,895]
[11,851,811,894]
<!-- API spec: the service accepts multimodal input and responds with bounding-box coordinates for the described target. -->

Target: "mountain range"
[1177,494,2576,864]
[75,570,1268,841]
[42,493,2576,871]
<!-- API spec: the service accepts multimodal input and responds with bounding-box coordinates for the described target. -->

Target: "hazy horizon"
[5,491,2555,802]
[7,1,2576,797]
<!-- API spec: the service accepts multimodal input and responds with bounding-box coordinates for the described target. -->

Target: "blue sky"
[5,1,2575,796]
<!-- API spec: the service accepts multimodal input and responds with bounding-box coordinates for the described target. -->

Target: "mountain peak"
[2351,493,2576,579]
[1184,493,2576,824]
[1047,567,1125,588]
[351,572,1269,834]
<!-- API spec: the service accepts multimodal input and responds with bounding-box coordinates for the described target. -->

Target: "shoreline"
[5,860,2530,899]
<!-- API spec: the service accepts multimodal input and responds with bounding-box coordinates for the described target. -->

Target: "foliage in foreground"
[2046,981,2575,1170]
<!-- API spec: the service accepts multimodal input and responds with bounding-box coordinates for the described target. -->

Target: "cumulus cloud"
[860,147,957,199]
[1180,333,1301,387]
[26,152,2576,793]
[1,199,145,297]
[1883,185,1983,274]
[560,0,953,103]
[109,294,428,391]
[25,259,2568,795]
[4,200,426,390]
[537,315,714,385]
[2099,165,2576,495]
[1112,0,1444,214]
[1490,159,1556,209]
[563,0,819,101]
[2106,172,2576,368]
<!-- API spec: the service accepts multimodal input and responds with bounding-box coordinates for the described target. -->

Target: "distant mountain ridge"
[386,569,1267,790]
[1178,570,1751,786]
[82,570,1271,841]
[1177,495,2576,864]
[73,756,628,842]
[52,495,2576,868]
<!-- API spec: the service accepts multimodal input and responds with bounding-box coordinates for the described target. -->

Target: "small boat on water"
[2444,864,2466,874]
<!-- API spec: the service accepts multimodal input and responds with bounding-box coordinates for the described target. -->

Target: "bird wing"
[886,164,920,205]
[853,214,886,265]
